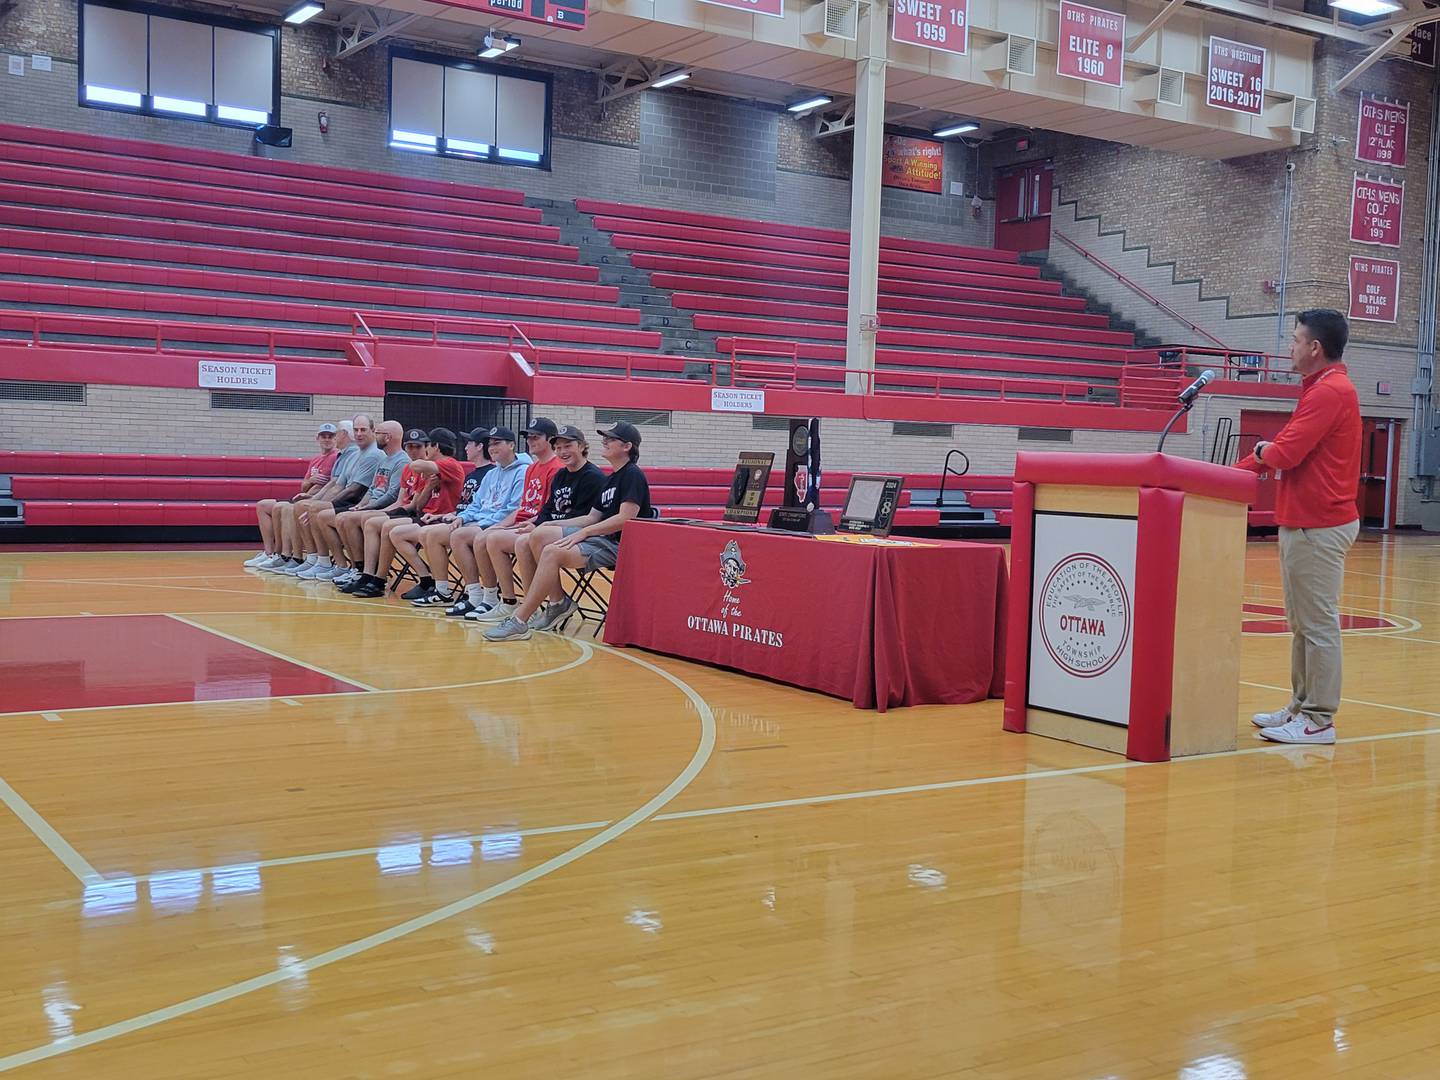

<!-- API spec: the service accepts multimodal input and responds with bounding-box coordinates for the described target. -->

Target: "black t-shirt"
[593,462,651,541]
[537,462,605,524]
[456,463,491,512]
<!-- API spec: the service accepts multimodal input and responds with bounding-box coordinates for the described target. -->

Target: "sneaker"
[256,555,285,572]
[445,598,478,618]
[483,615,532,642]
[1252,706,1298,729]
[472,600,516,623]
[1258,715,1336,745]
[350,580,385,598]
[529,597,576,632]
[401,582,434,603]
[413,590,451,607]
[278,559,307,576]
[244,552,270,568]
[297,563,331,580]
[314,565,347,581]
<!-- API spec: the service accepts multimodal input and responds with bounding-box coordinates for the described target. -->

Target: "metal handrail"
[1054,231,1231,350]
[934,448,972,508]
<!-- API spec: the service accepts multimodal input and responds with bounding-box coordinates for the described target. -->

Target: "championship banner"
[891,0,968,56]
[882,135,944,194]
[697,0,785,18]
[1206,36,1265,116]
[1348,255,1400,324]
[1411,22,1436,67]
[1350,174,1404,248]
[429,0,587,29]
[1056,1,1125,88]
[1357,95,1409,168]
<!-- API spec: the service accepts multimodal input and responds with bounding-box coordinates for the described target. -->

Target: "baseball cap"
[521,416,559,439]
[465,427,491,444]
[486,426,517,444]
[553,424,586,443]
[404,427,427,445]
[428,426,457,448]
[317,422,338,435]
[597,420,642,447]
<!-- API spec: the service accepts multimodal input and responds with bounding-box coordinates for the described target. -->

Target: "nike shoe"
[1252,707,1298,729]
[1258,716,1336,745]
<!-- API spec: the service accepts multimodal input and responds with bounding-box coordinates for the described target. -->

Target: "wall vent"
[595,408,671,428]
[210,391,312,413]
[0,380,85,404]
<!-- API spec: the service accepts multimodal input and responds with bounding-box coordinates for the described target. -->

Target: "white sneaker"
[333,569,360,588]
[1258,715,1336,745]
[472,601,516,623]
[297,563,330,580]
[277,560,307,576]
[1252,706,1298,729]
[314,565,347,581]
[244,552,270,568]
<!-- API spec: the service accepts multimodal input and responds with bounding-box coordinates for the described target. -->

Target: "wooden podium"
[1002,452,1257,763]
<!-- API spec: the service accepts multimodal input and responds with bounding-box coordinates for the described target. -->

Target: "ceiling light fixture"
[283,1,324,25]
[933,121,980,138]
[787,94,833,113]
[651,70,690,89]
[1327,0,1403,14]
[479,32,520,58]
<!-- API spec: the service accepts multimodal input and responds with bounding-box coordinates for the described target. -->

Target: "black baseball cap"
[597,421,642,447]
[486,426,517,443]
[521,417,559,439]
[553,424,586,443]
[428,426,457,449]
[404,428,427,445]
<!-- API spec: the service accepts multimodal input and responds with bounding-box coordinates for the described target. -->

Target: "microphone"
[1178,369,1216,405]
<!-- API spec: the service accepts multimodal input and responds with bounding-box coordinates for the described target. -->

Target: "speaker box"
[254,125,293,148]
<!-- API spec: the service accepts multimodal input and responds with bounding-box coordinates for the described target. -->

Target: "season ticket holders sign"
[1349,256,1400,324]
[1206,36,1266,116]
[1350,175,1404,248]
[1357,96,1410,168]
[891,0,967,55]
[1056,2,1125,88]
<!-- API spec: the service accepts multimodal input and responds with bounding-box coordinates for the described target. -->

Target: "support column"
[845,0,888,395]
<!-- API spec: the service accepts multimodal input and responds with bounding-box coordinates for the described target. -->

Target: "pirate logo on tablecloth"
[719,540,750,590]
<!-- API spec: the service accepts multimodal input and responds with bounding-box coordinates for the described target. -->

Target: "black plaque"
[724,451,775,524]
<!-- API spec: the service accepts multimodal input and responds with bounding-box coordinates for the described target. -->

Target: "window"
[389,49,552,169]
[892,421,954,438]
[80,1,279,129]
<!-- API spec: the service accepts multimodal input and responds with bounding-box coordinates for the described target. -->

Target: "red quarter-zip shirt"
[1236,363,1361,528]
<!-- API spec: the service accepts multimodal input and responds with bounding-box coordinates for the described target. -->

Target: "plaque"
[724,451,775,524]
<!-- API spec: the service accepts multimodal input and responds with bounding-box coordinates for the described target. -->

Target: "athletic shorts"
[386,506,418,520]
[576,535,620,571]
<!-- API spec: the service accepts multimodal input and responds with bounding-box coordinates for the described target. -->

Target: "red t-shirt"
[1237,363,1361,528]
[424,457,468,515]
[396,464,424,509]
[303,449,339,487]
[516,456,564,524]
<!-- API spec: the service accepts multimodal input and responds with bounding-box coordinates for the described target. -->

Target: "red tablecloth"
[604,521,1007,711]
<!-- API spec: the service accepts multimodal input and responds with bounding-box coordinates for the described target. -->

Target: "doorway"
[1238,409,1289,519]
[994,160,1054,253]
[1358,418,1402,529]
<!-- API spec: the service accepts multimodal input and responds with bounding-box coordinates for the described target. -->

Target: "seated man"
[298,420,407,581]
[485,421,651,642]
[276,415,382,577]
[417,427,530,615]
[345,428,465,598]
[462,417,566,621]
[509,425,607,631]
[330,428,432,591]
[384,428,493,605]
[249,421,344,571]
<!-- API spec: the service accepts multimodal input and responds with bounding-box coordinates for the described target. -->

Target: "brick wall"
[639,91,778,202]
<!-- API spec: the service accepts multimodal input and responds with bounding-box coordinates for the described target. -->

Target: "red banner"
[1350,175,1404,248]
[1348,256,1400,324]
[1056,1,1125,88]
[1357,95,1409,168]
[1206,36,1266,116]
[891,0,968,55]
[432,0,587,29]
[882,135,944,194]
[697,0,785,18]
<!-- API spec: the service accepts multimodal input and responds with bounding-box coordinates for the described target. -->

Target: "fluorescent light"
[651,70,690,89]
[933,121,979,138]
[787,95,832,113]
[217,104,270,125]
[389,129,437,152]
[283,1,324,24]
[497,147,542,162]
[1328,0,1402,14]
[445,138,491,155]
[480,32,519,58]
[152,95,207,117]
[85,85,142,108]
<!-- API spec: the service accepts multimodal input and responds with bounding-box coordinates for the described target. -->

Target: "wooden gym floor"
[0,535,1437,1079]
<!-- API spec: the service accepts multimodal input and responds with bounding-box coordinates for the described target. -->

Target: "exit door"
[1358,418,1402,529]
[1238,409,1289,519]
[994,160,1054,253]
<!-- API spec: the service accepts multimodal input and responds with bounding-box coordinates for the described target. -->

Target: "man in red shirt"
[1236,309,1362,745]
[246,422,341,569]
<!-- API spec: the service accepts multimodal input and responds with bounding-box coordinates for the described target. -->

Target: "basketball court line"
[0,775,102,886]
[0,644,717,1074]
[166,614,382,694]
[86,683,1440,887]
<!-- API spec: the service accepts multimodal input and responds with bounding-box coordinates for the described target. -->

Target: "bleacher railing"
[1132,345,1299,385]
[1,311,356,359]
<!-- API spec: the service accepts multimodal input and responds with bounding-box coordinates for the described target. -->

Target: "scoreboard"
[435,0,587,30]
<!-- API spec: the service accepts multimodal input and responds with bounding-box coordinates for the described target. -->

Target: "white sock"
[466,584,486,603]
[316,555,332,568]
[435,582,452,597]
[299,555,317,567]
[481,586,499,604]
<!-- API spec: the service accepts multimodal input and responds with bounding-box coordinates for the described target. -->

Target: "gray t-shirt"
[329,443,359,487]
[363,449,410,510]
[335,443,384,493]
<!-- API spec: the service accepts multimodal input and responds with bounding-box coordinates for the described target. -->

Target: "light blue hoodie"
[456,453,532,527]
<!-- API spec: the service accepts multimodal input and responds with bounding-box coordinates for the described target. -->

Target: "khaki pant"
[1278,520,1360,728]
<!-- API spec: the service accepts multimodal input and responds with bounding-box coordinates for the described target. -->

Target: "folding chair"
[560,506,659,632]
